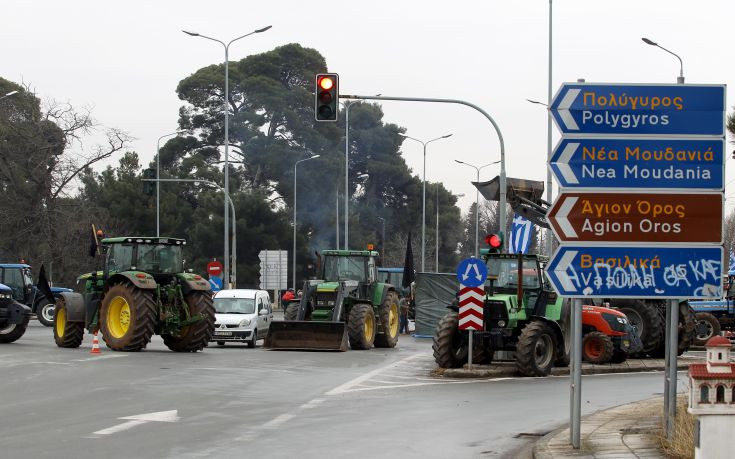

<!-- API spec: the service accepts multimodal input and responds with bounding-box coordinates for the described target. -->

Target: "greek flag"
[508,213,534,254]
[728,250,735,276]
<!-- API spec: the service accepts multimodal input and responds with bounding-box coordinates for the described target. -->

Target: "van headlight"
[239,318,251,327]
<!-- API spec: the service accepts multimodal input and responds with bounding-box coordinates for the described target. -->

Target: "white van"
[211,289,273,347]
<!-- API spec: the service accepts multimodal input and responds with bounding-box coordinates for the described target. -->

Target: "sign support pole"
[663,302,671,430]
[666,299,679,440]
[467,331,473,369]
[570,298,582,448]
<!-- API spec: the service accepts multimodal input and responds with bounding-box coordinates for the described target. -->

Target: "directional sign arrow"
[546,246,723,299]
[547,192,722,244]
[549,138,725,190]
[93,410,180,436]
[550,83,725,136]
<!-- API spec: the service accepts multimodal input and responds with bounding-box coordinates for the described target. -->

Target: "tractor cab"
[101,237,186,283]
[321,250,378,298]
[0,264,34,304]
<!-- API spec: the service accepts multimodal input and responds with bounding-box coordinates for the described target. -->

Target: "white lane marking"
[299,398,324,410]
[262,413,295,429]
[92,410,179,436]
[73,354,128,362]
[339,377,515,393]
[325,353,424,395]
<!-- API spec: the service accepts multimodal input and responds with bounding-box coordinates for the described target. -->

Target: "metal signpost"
[547,82,726,448]
[259,250,288,306]
[456,258,487,369]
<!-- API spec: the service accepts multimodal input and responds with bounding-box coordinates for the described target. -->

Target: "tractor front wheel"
[0,309,30,344]
[53,297,84,348]
[516,321,557,376]
[374,292,400,348]
[694,312,721,346]
[582,331,614,364]
[162,291,216,352]
[100,283,156,352]
[347,303,376,350]
[432,312,487,368]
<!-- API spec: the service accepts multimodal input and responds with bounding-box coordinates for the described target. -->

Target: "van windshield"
[214,297,256,314]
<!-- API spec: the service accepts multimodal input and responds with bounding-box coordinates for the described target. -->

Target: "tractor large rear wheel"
[53,297,84,348]
[516,321,556,377]
[100,283,156,352]
[162,291,216,352]
[651,301,696,357]
[374,292,399,348]
[694,312,721,346]
[610,299,662,356]
[347,303,376,350]
[0,311,29,344]
[554,299,572,367]
[432,311,487,368]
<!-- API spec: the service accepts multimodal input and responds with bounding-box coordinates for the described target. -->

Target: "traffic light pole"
[340,94,507,240]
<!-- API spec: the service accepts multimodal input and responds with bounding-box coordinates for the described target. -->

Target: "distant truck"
[689,275,735,346]
[0,263,71,326]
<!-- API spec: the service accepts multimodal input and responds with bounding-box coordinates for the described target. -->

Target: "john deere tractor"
[53,237,215,352]
[433,236,571,376]
[265,250,400,351]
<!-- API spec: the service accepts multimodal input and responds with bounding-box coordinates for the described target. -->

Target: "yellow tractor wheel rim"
[56,307,66,338]
[364,311,374,341]
[388,303,399,337]
[107,296,131,339]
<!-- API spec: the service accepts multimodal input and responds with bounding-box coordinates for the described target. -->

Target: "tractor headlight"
[617,317,627,324]
[239,318,251,327]
[497,320,506,328]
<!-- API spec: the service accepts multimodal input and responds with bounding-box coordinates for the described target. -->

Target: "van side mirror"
[258,308,269,316]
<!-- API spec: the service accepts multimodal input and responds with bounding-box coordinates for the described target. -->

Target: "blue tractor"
[0,282,31,342]
[0,264,71,327]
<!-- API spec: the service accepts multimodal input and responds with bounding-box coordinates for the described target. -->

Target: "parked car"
[211,289,273,347]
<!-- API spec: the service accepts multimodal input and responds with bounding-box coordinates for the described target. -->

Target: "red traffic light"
[486,234,502,249]
[318,76,334,90]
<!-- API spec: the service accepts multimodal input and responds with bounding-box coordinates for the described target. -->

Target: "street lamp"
[156,130,187,237]
[376,216,385,258]
[293,155,320,290]
[641,37,685,84]
[454,159,501,257]
[0,90,18,101]
[399,133,452,272]
[183,24,272,289]
[144,178,237,286]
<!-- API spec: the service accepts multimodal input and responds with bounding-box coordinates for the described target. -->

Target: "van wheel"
[249,330,257,348]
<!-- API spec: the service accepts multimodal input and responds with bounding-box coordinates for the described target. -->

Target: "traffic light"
[485,233,503,253]
[142,168,155,196]
[314,73,338,121]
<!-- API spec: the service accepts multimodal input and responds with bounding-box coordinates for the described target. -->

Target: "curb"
[441,361,691,379]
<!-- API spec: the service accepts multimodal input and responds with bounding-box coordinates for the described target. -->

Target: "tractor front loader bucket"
[264,321,348,351]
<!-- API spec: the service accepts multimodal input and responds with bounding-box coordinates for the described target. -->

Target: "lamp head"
[441,134,453,139]
[641,37,657,46]
[255,25,272,33]
[183,30,200,36]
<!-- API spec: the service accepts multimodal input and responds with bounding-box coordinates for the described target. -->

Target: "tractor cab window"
[486,258,540,289]
[2,268,25,300]
[136,244,183,274]
[106,244,134,273]
[323,256,367,282]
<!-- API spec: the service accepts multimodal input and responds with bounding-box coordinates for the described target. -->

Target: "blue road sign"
[546,245,722,299]
[549,138,724,190]
[208,275,223,292]
[456,257,488,288]
[550,83,725,136]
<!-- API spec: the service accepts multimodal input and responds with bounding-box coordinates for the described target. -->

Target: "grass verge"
[657,395,695,459]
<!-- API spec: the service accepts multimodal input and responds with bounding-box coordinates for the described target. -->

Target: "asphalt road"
[1,322,689,458]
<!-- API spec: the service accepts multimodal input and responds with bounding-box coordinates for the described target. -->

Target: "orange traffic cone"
[90,331,101,354]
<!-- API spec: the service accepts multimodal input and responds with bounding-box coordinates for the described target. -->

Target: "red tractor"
[581,305,641,364]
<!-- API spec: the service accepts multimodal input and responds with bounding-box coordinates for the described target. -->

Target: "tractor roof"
[102,237,187,246]
[322,250,379,257]
[0,263,31,269]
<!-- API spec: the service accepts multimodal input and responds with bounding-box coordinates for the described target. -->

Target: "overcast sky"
[4,0,734,213]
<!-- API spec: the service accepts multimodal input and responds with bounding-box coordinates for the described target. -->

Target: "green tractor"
[53,237,215,352]
[265,249,400,351]
[433,240,570,376]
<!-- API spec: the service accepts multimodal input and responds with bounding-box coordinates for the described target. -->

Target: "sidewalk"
[438,355,700,378]
[533,397,664,458]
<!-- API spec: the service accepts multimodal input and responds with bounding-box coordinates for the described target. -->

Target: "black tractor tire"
[651,301,696,357]
[347,303,376,350]
[374,291,400,348]
[53,297,84,348]
[554,299,572,367]
[0,309,30,344]
[610,299,662,356]
[515,321,557,377]
[36,301,55,327]
[162,291,216,352]
[432,311,487,368]
[284,302,299,321]
[100,283,157,352]
[694,312,721,346]
[582,331,615,364]
[610,349,628,364]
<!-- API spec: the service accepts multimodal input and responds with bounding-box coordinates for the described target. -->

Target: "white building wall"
[695,415,735,459]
